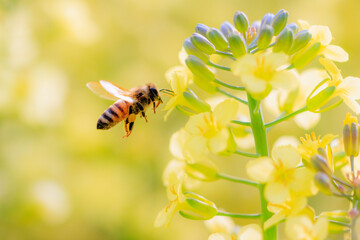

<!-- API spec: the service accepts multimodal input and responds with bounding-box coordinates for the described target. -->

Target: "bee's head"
[146,83,162,101]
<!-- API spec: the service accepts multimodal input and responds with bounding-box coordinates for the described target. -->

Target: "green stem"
[214,79,246,91]
[216,88,248,105]
[234,149,260,158]
[214,50,236,60]
[208,61,231,71]
[231,120,251,127]
[217,211,261,219]
[247,93,276,240]
[217,173,259,187]
[328,220,351,228]
[265,106,308,128]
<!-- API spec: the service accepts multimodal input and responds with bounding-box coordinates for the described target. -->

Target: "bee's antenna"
[159,89,175,96]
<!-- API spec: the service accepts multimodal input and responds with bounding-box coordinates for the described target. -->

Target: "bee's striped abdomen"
[97,100,130,130]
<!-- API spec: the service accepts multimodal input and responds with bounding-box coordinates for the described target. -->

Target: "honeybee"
[87,80,163,137]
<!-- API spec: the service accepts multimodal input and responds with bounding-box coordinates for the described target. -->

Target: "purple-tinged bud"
[273,27,294,53]
[220,21,236,39]
[233,11,249,34]
[311,154,332,176]
[183,38,209,63]
[195,23,210,37]
[271,9,288,35]
[257,25,274,49]
[207,28,229,50]
[289,30,312,55]
[343,113,360,157]
[260,13,274,29]
[314,172,334,195]
[228,32,247,58]
[190,33,216,55]
[286,23,299,33]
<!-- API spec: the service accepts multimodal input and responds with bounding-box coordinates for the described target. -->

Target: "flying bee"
[87,80,163,137]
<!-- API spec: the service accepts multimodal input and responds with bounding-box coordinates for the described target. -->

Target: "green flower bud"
[183,91,211,113]
[286,23,299,33]
[271,9,288,35]
[206,28,229,50]
[185,55,215,81]
[179,192,217,220]
[320,211,350,234]
[311,154,332,176]
[220,21,235,39]
[343,113,360,157]
[273,27,294,53]
[190,33,216,55]
[233,11,249,34]
[195,23,210,37]
[228,32,247,58]
[260,13,274,29]
[306,86,335,112]
[314,172,334,195]
[185,162,218,182]
[291,42,321,69]
[193,75,218,94]
[257,25,274,49]
[183,38,209,63]
[289,30,312,55]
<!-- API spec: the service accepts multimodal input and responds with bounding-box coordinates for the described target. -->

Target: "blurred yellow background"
[1,0,360,239]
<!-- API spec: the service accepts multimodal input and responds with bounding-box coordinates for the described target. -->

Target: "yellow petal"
[318,57,341,81]
[242,74,270,99]
[290,168,317,196]
[162,159,185,186]
[309,25,332,46]
[298,19,310,30]
[205,216,235,234]
[285,215,313,240]
[213,99,239,125]
[165,66,189,94]
[273,136,300,148]
[313,216,328,240]
[184,135,208,158]
[246,157,274,182]
[264,211,287,229]
[322,45,349,62]
[265,52,289,69]
[154,203,177,228]
[272,145,301,169]
[271,70,299,91]
[232,54,257,76]
[341,95,360,115]
[185,113,209,135]
[294,112,321,130]
[208,128,229,154]
[265,181,290,204]
[208,233,233,240]
[237,224,262,240]
[339,77,360,99]
[170,129,189,159]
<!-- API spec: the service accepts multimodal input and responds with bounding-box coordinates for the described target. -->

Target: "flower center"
[254,55,275,81]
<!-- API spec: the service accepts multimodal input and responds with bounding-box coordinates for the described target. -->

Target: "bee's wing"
[87,80,135,103]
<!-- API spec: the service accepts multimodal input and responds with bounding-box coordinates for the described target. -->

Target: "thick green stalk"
[247,93,277,240]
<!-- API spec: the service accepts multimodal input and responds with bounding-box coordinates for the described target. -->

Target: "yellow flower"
[319,58,360,114]
[237,224,262,240]
[247,145,317,204]
[265,196,308,229]
[208,233,235,240]
[297,132,336,163]
[205,215,235,234]
[185,99,239,155]
[154,173,186,227]
[299,20,348,62]
[232,52,299,100]
[285,214,328,240]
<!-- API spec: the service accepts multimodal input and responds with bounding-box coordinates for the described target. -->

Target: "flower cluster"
[156,9,360,240]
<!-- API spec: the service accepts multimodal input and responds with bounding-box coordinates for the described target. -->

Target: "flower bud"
[233,11,249,34]
[190,33,216,55]
[193,76,218,94]
[291,42,321,69]
[314,172,333,195]
[220,21,235,39]
[320,211,350,234]
[311,154,332,176]
[207,28,229,50]
[306,85,335,112]
[185,55,215,81]
[271,9,288,35]
[286,23,299,33]
[260,13,274,29]
[289,30,312,55]
[183,91,211,113]
[195,23,210,37]
[343,113,360,157]
[273,27,294,53]
[228,32,247,58]
[257,25,274,49]
[183,38,209,63]
[179,192,218,220]
[185,162,219,182]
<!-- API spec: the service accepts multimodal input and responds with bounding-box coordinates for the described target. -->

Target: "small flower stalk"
[157,9,360,240]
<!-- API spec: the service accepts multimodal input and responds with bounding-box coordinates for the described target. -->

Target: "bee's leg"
[141,111,148,122]
[153,101,156,114]
[123,114,137,138]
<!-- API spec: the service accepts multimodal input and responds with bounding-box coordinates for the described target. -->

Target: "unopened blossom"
[232,52,299,100]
